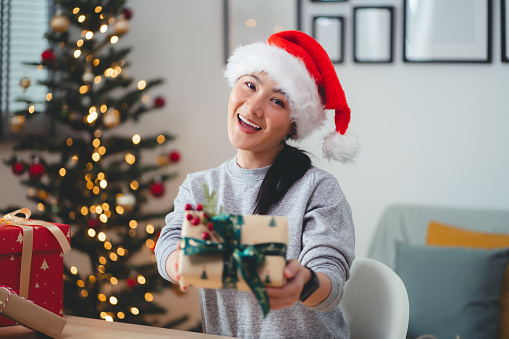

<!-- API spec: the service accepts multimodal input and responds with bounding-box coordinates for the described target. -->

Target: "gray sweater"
[155,158,355,338]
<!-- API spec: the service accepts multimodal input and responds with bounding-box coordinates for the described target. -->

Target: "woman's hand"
[265,259,331,310]
[264,259,310,310]
[165,241,187,292]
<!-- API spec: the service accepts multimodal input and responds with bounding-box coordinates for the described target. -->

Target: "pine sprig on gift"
[202,182,223,217]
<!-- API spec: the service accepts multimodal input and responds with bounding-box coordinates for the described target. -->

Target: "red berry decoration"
[168,151,180,163]
[28,159,45,180]
[126,277,136,288]
[196,204,203,211]
[122,8,133,19]
[11,158,26,175]
[41,48,55,65]
[191,218,200,226]
[153,96,165,108]
[150,181,165,197]
[185,204,193,211]
[207,222,214,231]
[201,232,211,241]
[186,214,193,221]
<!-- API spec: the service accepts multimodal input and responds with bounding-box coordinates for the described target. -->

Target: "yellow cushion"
[427,221,509,339]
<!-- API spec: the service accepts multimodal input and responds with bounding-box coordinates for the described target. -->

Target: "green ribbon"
[181,213,287,317]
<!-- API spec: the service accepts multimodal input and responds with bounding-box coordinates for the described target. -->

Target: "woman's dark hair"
[253,143,311,215]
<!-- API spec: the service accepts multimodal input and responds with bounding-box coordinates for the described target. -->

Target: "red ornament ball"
[41,48,55,64]
[150,181,165,197]
[201,232,211,241]
[28,162,45,180]
[11,159,26,175]
[122,8,133,20]
[88,218,101,229]
[153,96,165,108]
[169,151,180,163]
[126,277,136,288]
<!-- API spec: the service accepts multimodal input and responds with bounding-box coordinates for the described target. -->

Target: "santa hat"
[224,30,359,163]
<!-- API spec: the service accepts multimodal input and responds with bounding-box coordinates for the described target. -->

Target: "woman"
[155,30,359,338]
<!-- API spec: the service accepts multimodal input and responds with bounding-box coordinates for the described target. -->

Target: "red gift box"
[0,209,71,326]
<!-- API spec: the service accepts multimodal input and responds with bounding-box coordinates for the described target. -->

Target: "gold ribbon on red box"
[0,208,71,299]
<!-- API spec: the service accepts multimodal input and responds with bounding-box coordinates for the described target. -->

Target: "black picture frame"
[223,0,301,63]
[503,0,509,62]
[312,16,344,63]
[403,0,492,63]
[353,6,394,63]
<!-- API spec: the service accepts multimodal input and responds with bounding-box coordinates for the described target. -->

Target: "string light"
[99,256,107,265]
[246,19,257,28]
[88,228,96,237]
[77,280,85,288]
[129,220,137,229]
[28,105,35,113]
[146,239,155,249]
[98,294,107,302]
[77,39,84,47]
[130,180,139,190]
[81,206,89,215]
[59,168,66,176]
[66,138,73,146]
[116,206,124,215]
[146,224,155,234]
[117,312,125,319]
[104,242,112,250]
[109,253,118,261]
[73,7,80,14]
[95,6,102,13]
[110,277,118,285]
[37,203,44,211]
[79,85,89,94]
[137,80,146,90]
[125,153,135,164]
[145,293,154,302]
[130,307,139,315]
[81,290,88,298]
[156,135,165,144]
[117,247,125,256]
[105,315,113,322]
[110,36,119,44]
[85,31,94,40]
[100,24,107,33]
[78,15,85,23]
[98,232,106,242]
[46,93,52,101]
[137,275,146,284]
[132,134,141,144]
[70,266,78,275]
[92,138,100,147]
[99,214,108,223]
[109,296,117,305]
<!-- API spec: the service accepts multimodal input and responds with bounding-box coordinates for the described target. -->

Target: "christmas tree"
[3,0,192,329]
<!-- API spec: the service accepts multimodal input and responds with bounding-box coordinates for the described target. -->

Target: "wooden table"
[0,316,232,339]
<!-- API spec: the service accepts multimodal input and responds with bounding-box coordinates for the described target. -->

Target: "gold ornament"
[113,16,130,35]
[19,76,31,91]
[10,115,26,132]
[50,11,70,33]
[103,108,120,128]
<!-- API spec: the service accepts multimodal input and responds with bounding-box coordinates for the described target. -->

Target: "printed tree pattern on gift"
[1,0,195,330]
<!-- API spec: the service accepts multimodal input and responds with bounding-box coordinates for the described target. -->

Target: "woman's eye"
[245,82,256,90]
[272,98,285,108]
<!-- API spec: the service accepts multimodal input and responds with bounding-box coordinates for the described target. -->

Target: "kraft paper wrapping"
[0,287,66,338]
[178,212,288,290]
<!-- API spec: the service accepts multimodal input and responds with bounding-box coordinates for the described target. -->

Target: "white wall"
[2,0,508,255]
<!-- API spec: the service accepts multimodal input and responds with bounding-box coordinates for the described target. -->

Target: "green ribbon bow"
[181,213,287,317]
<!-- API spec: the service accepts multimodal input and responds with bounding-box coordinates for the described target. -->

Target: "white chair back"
[339,256,409,339]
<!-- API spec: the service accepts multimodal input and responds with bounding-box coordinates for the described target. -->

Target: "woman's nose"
[245,94,264,117]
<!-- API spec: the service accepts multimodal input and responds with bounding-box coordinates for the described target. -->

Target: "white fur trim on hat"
[323,131,360,163]
[224,42,325,140]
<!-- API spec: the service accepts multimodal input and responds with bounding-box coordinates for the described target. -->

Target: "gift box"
[0,286,67,338]
[178,210,288,316]
[0,209,71,326]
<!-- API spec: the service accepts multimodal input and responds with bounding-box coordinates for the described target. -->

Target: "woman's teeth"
[238,114,262,130]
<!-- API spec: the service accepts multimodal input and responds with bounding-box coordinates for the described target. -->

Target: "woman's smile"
[237,113,262,132]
